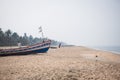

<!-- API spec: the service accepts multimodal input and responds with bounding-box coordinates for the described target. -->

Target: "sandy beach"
[0,46,120,80]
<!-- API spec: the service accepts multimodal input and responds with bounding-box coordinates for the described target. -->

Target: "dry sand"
[0,46,120,80]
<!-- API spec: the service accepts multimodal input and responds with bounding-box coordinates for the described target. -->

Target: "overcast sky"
[0,0,120,46]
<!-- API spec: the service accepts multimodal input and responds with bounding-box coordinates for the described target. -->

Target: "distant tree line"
[0,28,60,46]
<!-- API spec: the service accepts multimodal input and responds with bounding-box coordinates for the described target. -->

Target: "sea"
[91,46,120,54]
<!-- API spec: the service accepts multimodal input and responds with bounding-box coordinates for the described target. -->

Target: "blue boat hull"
[0,47,50,56]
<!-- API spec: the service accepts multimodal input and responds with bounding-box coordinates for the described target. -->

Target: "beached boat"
[0,26,52,56]
[0,40,51,56]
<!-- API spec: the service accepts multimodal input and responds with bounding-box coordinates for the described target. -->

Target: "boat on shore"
[0,40,51,56]
[0,26,51,56]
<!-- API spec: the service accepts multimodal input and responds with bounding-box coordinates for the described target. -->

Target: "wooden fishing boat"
[0,40,51,56]
[0,26,52,56]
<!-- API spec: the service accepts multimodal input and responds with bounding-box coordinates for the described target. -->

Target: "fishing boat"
[0,27,51,56]
[0,40,51,56]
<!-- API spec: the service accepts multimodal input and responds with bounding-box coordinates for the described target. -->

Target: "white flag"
[39,26,42,32]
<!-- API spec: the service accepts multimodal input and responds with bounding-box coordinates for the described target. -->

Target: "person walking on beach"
[58,43,61,48]
[96,55,98,61]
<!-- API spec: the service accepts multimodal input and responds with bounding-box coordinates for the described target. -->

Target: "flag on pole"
[39,26,44,38]
[39,26,42,32]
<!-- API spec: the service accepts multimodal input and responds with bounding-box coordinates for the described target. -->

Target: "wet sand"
[0,46,120,80]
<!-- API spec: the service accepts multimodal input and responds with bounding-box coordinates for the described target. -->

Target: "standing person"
[58,43,61,48]
[18,43,21,48]
[96,55,98,61]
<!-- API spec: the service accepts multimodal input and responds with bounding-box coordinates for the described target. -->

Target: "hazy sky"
[0,0,120,46]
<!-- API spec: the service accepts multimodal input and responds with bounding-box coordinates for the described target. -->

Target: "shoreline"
[91,47,120,55]
[77,46,120,54]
